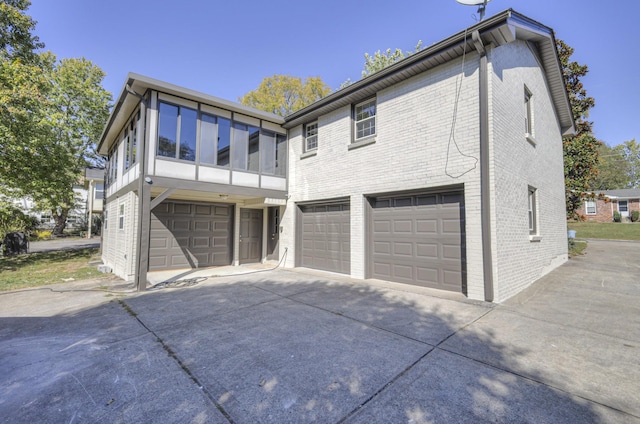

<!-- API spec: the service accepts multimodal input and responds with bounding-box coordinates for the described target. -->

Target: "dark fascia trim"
[283,9,573,135]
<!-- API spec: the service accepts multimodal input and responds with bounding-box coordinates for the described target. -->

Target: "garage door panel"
[442,244,461,260]
[299,202,350,274]
[369,191,465,292]
[416,267,439,285]
[394,220,412,233]
[417,243,438,259]
[393,242,413,256]
[441,219,461,234]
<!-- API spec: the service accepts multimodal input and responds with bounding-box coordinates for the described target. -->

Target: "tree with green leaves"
[617,139,640,188]
[589,143,631,190]
[0,0,112,235]
[239,75,331,117]
[361,41,422,78]
[557,39,600,218]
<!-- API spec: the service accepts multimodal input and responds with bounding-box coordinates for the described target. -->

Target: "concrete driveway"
[1,239,638,423]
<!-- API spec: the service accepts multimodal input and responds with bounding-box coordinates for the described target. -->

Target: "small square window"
[305,122,318,151]
[354,98,376,141]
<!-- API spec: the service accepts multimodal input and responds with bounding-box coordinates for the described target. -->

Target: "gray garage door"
[369,191,465,292]
[149,201,233,270]
[299,202,350,274]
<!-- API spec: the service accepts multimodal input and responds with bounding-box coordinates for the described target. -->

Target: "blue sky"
[28,0,638,147]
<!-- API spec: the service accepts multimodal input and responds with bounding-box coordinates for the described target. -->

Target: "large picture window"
[354,98,376,141]
[232,122,259,171]
[157,101,197,161]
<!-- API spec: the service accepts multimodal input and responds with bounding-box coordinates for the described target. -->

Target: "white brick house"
[98,10,573,302]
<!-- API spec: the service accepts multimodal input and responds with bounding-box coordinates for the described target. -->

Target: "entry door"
[240,208,263,264]
[266,207,279,261]
[619,200,629,217]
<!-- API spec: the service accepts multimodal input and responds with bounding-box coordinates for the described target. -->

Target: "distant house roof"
[602,189,640,199]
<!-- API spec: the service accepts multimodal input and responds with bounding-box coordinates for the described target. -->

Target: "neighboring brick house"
[577,189,640,222]
[98,9,574,303]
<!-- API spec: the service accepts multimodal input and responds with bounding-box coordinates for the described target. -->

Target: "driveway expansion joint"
[116,299,235,423]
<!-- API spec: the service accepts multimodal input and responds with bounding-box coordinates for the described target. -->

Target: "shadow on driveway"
[2,265,633,423]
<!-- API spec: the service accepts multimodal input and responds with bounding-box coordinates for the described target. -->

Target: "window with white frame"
[524,86,533,137]
[619,200,628,213]
[354,98,376,141]
[118,204,125,230]
[528,186,537,235]
[585,200,596,215]
[304,122,318,151]
[94,183,104,200]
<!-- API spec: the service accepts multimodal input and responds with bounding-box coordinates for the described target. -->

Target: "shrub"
[632,210,640,223]
[0,203,39,240]
[613,211,621,222]
[32,230,52,241]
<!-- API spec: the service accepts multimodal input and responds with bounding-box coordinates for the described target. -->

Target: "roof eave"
[98,73,286,156]
[283,9,575,135]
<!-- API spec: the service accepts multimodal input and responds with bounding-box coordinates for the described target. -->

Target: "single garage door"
[149,201,233,270]
[369,191,465,292]
[299,202,350,274]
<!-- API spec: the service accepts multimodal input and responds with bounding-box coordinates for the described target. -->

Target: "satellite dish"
[456,0,491,20]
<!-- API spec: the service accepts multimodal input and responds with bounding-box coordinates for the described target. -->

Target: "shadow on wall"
[0,276,607,423]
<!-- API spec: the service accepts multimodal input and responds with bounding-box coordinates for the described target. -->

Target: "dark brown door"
[266,206,279,261]
[239,208,263,264]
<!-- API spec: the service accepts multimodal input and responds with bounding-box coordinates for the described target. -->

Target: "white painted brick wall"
[282,41,567,302]
[488,41,568,302]
[282,54,487,300]
[102,191,138,281]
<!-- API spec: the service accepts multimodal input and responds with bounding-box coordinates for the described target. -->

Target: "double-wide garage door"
[369,191,465,292]
[299,202,350,274]
[149,201,232,270]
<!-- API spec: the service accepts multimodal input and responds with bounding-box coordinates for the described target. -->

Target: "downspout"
[472,30,494,302]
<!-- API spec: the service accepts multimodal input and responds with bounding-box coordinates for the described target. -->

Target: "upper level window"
[354,98,376,141]
[232,122,260,171]
[157,101,197,161]
[524,87,533,137]
[305,122,318,151]
[260,131,287,176]
[585,200,596,215]
[200,113,231,168]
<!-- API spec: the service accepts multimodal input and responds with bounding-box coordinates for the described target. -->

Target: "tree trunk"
[52,208,69,236]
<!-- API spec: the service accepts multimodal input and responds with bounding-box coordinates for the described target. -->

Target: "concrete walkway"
[0,240,638,423]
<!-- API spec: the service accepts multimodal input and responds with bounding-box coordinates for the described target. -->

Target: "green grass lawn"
[0,248,102,292]
[567,222,640,241]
